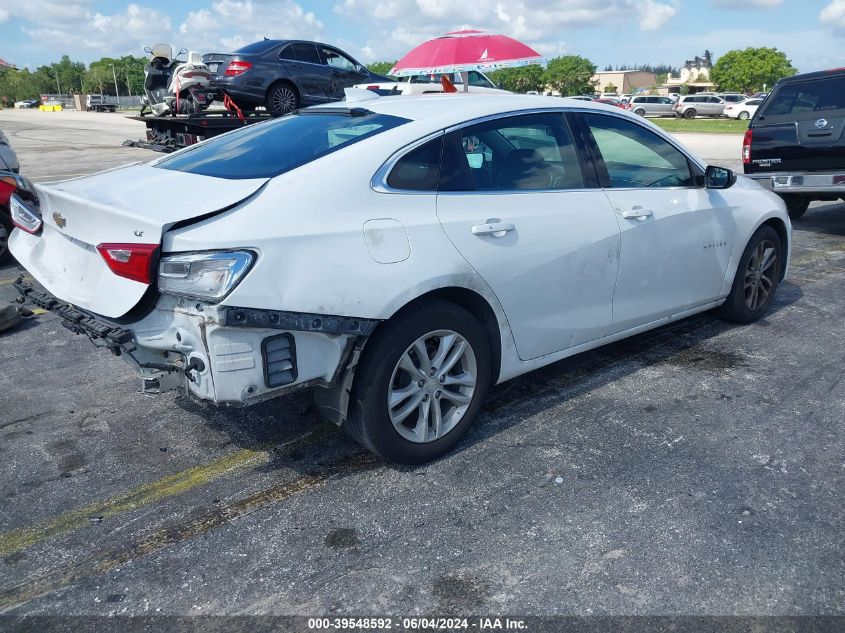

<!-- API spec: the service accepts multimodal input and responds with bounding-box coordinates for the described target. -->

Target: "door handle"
[621,207,653,221]
[471,221,515,237]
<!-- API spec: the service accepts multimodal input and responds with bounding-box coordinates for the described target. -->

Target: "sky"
[0,0,844,73]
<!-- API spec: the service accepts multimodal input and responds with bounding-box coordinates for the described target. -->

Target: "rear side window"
[278,45,295,61]
[440,112,585,192]
[386,137,443,191]
[762,76,845,119]
[291,43,321,65]
[157,112,409,180]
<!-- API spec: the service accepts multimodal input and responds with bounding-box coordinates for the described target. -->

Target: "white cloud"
[337,0,679,62]
[179,9,219,36]
[711,0,782,8]
[820,0,845,34]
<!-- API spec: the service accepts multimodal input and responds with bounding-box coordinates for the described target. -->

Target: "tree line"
[368,47,797,96]
[0,55,147,105]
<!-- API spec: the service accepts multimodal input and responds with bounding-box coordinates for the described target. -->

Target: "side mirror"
[178,48,188,56]
[144,46,153,54]
[705,165,735,189]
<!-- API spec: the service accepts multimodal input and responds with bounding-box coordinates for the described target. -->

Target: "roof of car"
[308,93,627,124]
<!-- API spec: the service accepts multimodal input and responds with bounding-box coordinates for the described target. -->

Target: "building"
[590,70,657,95]
[661,53,716,94]
[0,58,19,71]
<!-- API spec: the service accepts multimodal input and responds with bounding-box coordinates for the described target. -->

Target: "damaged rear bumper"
[14,278,377,415]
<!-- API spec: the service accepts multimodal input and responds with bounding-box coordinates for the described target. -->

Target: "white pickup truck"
[86,94,119,112]
[355,71,509,96]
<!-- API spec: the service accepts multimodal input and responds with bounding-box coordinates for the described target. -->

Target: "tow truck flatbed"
[124,110,274,152]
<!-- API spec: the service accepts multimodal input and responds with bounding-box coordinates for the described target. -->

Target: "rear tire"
[716,225,782,324]
[737,111,750,120]
[634,108,646,116]
[683,108,696,119]
[780,194,810,220]
[345,301,491,464]
[265,82,299,115]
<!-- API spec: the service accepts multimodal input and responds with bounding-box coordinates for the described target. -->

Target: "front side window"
[584,113,694,188]
[157,112,409,180]
[440,113,586,192]
[321,47,357,72]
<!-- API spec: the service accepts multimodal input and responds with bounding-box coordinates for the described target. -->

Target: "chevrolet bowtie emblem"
[53,212,66,229]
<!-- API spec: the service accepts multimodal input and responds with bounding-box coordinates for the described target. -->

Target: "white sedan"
[9,94,791,464]
[724,98,763,120]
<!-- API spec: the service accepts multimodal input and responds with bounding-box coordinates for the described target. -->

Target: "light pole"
[110,64,120,107]
[125,68,133,100]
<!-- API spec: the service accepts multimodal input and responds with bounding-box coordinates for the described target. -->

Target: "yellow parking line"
[0,276,30,286]
[0,432,312,558]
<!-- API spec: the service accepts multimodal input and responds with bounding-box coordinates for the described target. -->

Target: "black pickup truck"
[743,68,845,219]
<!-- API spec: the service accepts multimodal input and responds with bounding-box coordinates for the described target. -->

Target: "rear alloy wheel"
[737,111,750,120]
[716,225,782,323]
[683,108,697,119]
[634,108,646,116]
[345,301,491,464]
[780,194,810,220]
[265,83,298,115]
[0,214,13,266]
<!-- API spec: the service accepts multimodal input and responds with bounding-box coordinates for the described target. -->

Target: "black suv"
[743,68,845,219]
[203,40,390,115]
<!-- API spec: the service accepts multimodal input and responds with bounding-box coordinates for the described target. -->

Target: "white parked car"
[724,98,763,120]
[355,70,508,96]
[10,94,791,464]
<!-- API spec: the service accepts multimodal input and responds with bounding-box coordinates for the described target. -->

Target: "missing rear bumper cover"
[222,306,378,336]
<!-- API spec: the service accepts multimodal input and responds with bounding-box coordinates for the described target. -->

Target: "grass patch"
[651,117,750,134]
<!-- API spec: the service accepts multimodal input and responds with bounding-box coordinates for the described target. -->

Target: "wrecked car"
[10,93,791,464]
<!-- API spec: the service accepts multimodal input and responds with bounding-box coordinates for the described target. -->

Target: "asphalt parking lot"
[0,108,843,618]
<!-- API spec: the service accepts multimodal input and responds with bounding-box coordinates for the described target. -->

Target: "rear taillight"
[0,175,16,206]
[9,193,42,235]
[742,129,753,164]
[97,243,159,284]
[225,60,253,76]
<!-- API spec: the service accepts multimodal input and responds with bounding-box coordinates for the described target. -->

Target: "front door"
[436,112,621,361]
[319,46,366,99]
[578,112,735,332]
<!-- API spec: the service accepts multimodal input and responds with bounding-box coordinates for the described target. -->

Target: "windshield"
[156,111,409,180]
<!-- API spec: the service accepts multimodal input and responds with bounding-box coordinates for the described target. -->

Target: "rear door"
[288,42,334,102]
[749,74,845,173]
[435,111,621,360]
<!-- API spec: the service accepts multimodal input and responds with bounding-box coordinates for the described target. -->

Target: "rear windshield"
[156,111,409,179]
[761,76,845,120]
[233,40,280,55]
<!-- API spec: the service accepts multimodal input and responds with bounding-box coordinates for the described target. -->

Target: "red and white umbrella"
[389,30,543,82]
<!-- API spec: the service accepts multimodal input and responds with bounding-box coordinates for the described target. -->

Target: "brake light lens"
[0,175,17,206]
[97,243,159,284]
[158,250,254,302]
[742,129,753,164]
[9,193,42,235]
[225,60,253,76]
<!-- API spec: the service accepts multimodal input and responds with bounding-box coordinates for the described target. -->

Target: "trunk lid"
[202,54,236,77]
[10,163,266,318]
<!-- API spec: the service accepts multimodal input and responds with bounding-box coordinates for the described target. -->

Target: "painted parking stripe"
[0,452,379,613]
[0,431,313,558]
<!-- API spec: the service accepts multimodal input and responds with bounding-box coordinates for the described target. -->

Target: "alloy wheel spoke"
[389,382,422,409]
[440,340,468,375]
[441,389,471,405]
[431,400,443,439]
[760,247,776,273]
[392,391,425,425]
[413,339,432,374]
[399,352,426,381]
[429,333,457,370]
[443,371,475,388]
[413,397,431,442]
